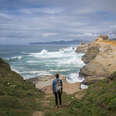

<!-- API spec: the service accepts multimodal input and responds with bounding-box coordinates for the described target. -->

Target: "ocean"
[0,44,85,83]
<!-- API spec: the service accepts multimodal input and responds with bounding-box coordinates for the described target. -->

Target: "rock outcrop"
[77,35,116,84]
[96,35,110,41]
[82,45,100,64]
[76,42,88,53]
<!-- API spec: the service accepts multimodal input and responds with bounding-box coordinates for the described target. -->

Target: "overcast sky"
[0,0,116,44]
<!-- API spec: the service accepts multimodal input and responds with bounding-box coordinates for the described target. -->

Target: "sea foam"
[66,73,84,83]
[9,46,85,82]
[8,56,22,61]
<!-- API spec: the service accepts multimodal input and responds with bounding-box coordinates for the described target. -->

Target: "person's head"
[55,73,59,79]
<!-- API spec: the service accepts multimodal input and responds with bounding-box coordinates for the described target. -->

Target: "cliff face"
[82,45,100,64]
[0,58,23,81]
[77,35,116,84]
[76,42,88,53]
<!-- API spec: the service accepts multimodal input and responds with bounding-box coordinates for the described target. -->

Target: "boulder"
[79,60,110,78]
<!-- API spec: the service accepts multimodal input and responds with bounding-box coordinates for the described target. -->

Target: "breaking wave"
[8,46,85,81]
[7,56,22,61]
[29,47,84,66]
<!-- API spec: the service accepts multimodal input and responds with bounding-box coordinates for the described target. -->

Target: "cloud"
[0,13,11,19]
[41,32,58,37]
[0,0,116,44]
[20,8,64,15]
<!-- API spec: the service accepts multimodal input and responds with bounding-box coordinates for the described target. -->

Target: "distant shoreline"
[30,39,89,45]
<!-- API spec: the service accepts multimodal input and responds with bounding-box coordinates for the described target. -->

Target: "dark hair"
[55,73,59,78]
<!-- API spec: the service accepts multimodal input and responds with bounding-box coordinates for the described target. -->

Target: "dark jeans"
[54,91,62,106]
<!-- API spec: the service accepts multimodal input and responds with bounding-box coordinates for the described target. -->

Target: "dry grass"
[97,40,116,47]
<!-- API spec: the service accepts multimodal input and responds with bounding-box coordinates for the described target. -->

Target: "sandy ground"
[32,75,84,116]
[33,75,81,95]
[42,82,81,95]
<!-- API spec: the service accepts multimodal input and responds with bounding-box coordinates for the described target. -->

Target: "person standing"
[52,74,63,108]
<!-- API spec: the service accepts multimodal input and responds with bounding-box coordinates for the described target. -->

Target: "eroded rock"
[76,42,88,53]
[78,35,116,84]
[82,46,100,64]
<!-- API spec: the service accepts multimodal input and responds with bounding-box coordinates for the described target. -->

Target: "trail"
[32,75,84,116]
[32,85,84,116]
[33,111,44,116]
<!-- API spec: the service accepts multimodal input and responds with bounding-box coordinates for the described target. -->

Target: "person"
[52,74,63,108]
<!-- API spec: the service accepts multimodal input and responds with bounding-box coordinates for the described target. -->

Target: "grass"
[0,58,45,116]
[0,58,116,116]
[44,77,116,116]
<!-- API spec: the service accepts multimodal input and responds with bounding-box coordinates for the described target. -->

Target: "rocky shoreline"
[0,50,115,116]
[77,35,116,84]
[2,34,115,95]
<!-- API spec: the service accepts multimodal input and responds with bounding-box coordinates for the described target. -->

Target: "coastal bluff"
[0,53,116,116]
[76,35,116,84]
[0,58,45,116]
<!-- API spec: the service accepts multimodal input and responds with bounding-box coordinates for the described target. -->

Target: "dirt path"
[33,87,85,116]
[33,111,44,116]
[32,75,83,116]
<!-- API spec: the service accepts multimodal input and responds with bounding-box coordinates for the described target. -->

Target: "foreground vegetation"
[0,58,116,116]
[0,58,45,116]
[44,76,116,116]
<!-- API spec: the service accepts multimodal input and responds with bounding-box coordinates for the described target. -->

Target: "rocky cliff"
[75,42,88,53]
[0,56,116,116]
[77,35,116,84]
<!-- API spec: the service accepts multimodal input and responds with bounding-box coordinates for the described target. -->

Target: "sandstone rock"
[76,42,88,53]
[82,76,106,85]
[79,60,110,78]
[96,35,110,41]
[79,35,116,84]
[82,46,100,64]
[27,74,66,89]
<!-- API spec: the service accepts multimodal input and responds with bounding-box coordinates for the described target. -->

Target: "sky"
[0,0,116,44]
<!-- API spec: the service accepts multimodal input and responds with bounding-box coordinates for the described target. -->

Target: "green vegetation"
[0,58,45,116]
[44,76,116,116]
[0,58,116,116]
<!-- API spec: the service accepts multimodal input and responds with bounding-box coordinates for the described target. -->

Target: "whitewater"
[1,45,85,83]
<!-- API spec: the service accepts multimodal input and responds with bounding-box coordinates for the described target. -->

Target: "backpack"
[56,80,62,92]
